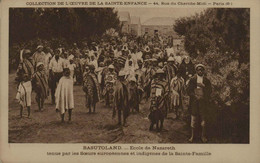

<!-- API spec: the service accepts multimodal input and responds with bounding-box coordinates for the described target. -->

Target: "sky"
[115,8,205,23]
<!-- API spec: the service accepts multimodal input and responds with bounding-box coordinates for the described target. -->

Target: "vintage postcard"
[0,0,260,162]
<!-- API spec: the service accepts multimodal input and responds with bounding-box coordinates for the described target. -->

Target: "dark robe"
[114,80,130,118]
[187,74,212,118]
[179,60,195,82]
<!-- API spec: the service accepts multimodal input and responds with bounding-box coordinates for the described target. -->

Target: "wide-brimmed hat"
[36,62,44,68]
[156,68,164,74]
[195,64,205,70]
[23,49,32,55]
[167,57,174,62]
[108,64,115,69]
[36,45,43,50]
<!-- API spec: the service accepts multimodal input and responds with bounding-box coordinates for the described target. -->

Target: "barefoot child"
[83,64,100,114]
[55,68,74,122]
[32,62,49,111]
[16,73,32,118]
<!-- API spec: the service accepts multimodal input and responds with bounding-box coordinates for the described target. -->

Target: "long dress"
[55,76,74,114]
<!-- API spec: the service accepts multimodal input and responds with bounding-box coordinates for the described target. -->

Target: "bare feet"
[188,137,194,143]
[201,137,208,143]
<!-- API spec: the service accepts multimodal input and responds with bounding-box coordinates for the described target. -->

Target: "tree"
[9,8,121,45]
[173,8,249,106]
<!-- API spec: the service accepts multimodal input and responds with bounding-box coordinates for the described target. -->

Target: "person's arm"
[187,77,195,97]
[49,59,54,76]
[20,49,24,63]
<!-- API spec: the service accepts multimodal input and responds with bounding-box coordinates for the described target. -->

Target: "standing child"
[113,70,129,126]
[16,73,32,118]
[32,62,49,111]
[55,68,74,122]
[68,58,76,83]
[83,64,101,113]
[128,77,139,113]
[170,71,185,119]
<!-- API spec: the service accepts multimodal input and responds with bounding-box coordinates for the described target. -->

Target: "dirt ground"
[8,73,200,144]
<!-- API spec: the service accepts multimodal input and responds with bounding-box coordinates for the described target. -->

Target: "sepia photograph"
[8,7,249,144]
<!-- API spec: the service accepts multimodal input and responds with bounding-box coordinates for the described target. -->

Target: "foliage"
[9,8,120,45]
[174,9,249,142]
[9,8,121,70]
[174,8,250,107]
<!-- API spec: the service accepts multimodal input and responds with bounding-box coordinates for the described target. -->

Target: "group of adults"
[15,33,212,143]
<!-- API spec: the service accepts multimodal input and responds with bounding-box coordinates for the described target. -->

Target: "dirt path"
[8,73,190,143]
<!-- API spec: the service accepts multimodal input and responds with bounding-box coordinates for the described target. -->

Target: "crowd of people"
[15,33,212,143]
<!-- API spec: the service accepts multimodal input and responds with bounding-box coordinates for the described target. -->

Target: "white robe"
[55,76,74,114]
[16,81,32,107]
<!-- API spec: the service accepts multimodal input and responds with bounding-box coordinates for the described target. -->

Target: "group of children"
[16,64,74,123]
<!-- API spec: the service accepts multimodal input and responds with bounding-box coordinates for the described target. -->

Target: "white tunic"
[16,81,32,107]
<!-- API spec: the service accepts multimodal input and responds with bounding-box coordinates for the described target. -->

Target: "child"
[83,64,100,113]
[32,62,49,111]
[128,77,139,113]
[16,73,32,118]
[68,59,76,82]
[170,71,185,119]
[55,68,74,122]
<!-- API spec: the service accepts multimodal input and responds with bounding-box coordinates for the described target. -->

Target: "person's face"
[23,74,29,81]
[38,48,43,52]
[130,81,135,86]
[118,76,125,81]
[55,53,60,59]
[64,70,70,76]
[109,68,113,72]
[185,57,190,64]
[168,61,174,66]
[197,67,205,76]
[38,64,44,71]
[129,61,132,66]
[137,62,142,68]
[24,53,30,59]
